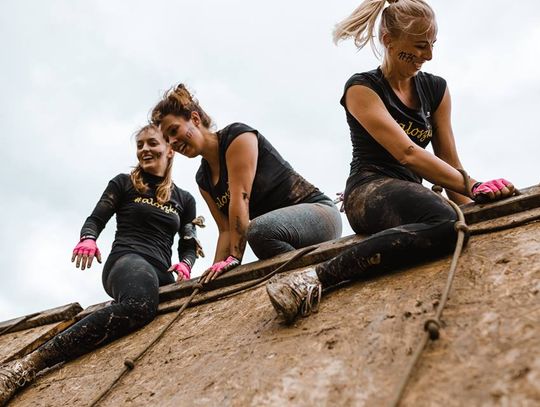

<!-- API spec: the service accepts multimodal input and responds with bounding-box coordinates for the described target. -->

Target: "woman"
[265,0,515,323]
[151,85,342,283]
[0,125,199,403]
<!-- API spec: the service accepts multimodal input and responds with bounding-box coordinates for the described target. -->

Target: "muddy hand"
[199,255,240,285]
[472,178,515,203]
[168,262,191,282]
[71,239,102,270]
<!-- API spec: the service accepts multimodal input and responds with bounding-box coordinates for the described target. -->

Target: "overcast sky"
[1,0,539,322]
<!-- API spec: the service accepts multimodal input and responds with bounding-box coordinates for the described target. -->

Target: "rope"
[388,183,470,407]
[160,246,318,314]
[88,245,316,406]
[88,286,201,406]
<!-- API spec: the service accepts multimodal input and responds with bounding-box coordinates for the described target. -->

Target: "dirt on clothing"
[8,222,540,406]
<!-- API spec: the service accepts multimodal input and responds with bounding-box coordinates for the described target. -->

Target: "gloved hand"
[168,262,191,282]
[199,255,240,284]
[471,178,514,203]
[71,239,102,270]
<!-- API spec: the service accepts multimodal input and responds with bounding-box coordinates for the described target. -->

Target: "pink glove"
[168,262,191,282]
[199,255,240,284]
[71,239,102,270]
[471,178,514,203]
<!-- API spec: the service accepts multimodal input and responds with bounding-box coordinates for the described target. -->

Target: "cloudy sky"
[1,0,539,322]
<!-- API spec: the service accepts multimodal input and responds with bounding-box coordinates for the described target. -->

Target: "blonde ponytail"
[334,0,436,56]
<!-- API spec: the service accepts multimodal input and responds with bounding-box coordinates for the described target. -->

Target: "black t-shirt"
[196,122,327,219]
[80,172,197,272]
[340,67,447,192]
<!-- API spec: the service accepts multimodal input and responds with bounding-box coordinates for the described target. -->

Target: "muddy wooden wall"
[6,218,539,406]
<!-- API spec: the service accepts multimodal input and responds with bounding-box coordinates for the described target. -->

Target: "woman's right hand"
[471,178,515,203]
[71,239,102,270]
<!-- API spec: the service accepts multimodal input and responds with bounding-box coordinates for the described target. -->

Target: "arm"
[177,192,197,267]
[198,132,258,284]
[169,192,198,281]
[199,187,231,262]
[430,87,474,205]
[72,177,122,270]
[225,132,258,260]
[346,85,492,196]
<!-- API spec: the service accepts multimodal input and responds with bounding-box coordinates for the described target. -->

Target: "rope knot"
[124,358,135,370]
[454,221,469,233]
[424,319,441,340]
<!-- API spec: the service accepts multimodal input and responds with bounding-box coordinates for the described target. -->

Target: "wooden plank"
[0,303,82,336]
[1,318,78,363]
[462,185,540,224]
[158,234,365,303]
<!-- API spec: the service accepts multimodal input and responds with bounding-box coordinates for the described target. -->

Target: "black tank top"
[340,67,446,192]
[196,122,327,219]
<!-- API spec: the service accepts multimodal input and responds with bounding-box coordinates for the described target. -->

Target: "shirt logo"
[133,197,178,214]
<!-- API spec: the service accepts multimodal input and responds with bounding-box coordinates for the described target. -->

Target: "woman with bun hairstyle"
[151,85,342,283]
[0,125,199,404]
[265,0,515,323]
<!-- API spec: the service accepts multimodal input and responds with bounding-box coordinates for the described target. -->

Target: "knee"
[123,297,158,328]
[246,217,273,247]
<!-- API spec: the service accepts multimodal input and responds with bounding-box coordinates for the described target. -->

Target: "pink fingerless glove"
[72,239,101,258]
[210,255,241,275]
[169,262,191,281]
[471,178,512,202]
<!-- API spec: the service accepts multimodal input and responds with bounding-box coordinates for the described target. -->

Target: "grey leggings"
[246,199,343,259]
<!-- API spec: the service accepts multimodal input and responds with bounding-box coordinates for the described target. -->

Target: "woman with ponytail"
[0,125,199,403]
[151,85,342,283]
[265,0,516,323]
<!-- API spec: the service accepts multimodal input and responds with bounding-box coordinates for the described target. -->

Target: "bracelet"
[471,182,483,194]
[181,259,193,268]
[80,235,97,242]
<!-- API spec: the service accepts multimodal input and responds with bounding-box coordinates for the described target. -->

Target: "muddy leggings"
[35,253,173,369]
[315,175,459,288]
[246,199,343,260]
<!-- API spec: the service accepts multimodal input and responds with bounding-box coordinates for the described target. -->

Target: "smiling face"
[385,19,437,76]
[136,127,173,176]
[160,113,204,158]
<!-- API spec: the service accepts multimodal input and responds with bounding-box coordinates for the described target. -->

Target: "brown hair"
[333,0,437,56]
[130,124,174,204]
[150,84,213,129]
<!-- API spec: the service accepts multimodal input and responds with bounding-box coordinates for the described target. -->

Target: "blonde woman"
[0,125,198,403]
[266,0,515,323]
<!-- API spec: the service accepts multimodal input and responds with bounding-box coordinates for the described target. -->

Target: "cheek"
[397,50,417,63]
[185,123,199,140]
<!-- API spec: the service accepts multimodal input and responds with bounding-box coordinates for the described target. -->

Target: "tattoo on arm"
[233,215,247,256]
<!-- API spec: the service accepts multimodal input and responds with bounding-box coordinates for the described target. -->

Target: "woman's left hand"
[471,178,515,203]
[168,262,191,282]
[199,255,241,284]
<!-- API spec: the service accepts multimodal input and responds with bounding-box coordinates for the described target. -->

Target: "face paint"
[185,123,198,139]
[398,51,415,63]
